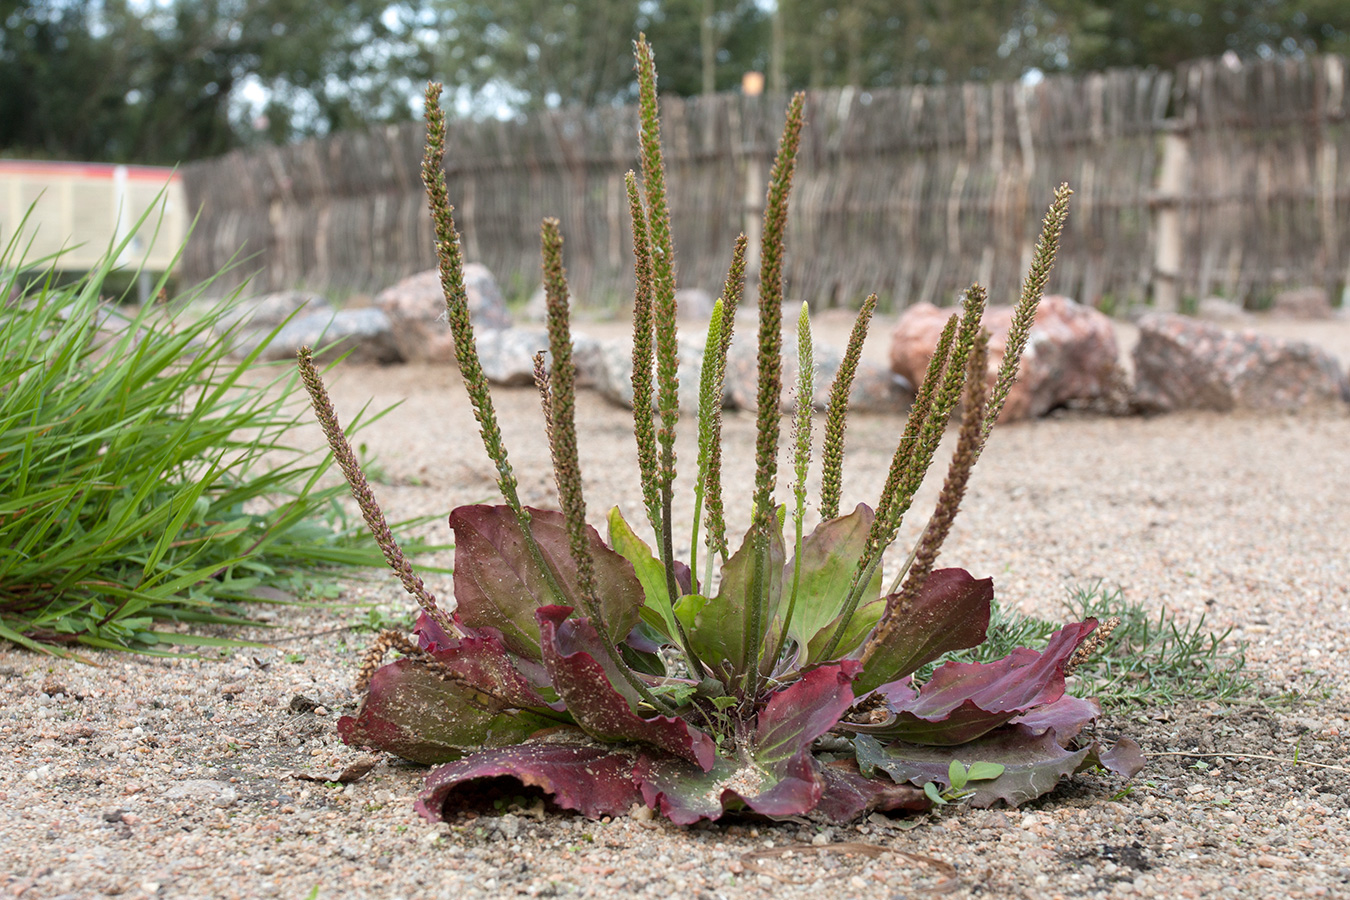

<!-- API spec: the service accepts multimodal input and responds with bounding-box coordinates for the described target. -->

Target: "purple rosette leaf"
[413,610,462,652]
[416,729,644,821]
[633,662,862,823]
[1082,737,1146,779]
[537,606,716,770]
[755,661,862,770]
[856,726,1094,808]
[438,630,559,708]
[635,750,822,825]
[450,505,644,659]
[853,568,993,695]
[337,657,559,765]
[1010,693,1101,744]
[815,759,932,822]
[845,620,1097,745]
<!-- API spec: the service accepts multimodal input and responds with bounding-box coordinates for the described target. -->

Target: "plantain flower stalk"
[541,218,673,713]
[297,347,459,640]
[699,235,748,585]
[635,37,688,634]
[744,90,805,694]
[533,350,554,449]
[814,312,958,661]
[689,299,726,592]
[863,326,990,663]
[624,171,662,537]
[983,183,1073,442]
[692,234,748,589]
[420,81,578,612]
[818,292,877,520]
[766,301,815,668]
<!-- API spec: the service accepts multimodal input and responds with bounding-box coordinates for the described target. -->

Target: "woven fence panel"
[182,55,1346,312]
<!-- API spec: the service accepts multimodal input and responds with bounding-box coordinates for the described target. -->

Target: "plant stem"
[815,313,958,662]
[983,184,1073,442]
[863,323,990,664]
[624,172,662,540]
[634,38,683,610]
[689,299,726,593]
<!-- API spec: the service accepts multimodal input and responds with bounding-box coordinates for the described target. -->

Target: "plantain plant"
[299,38,1142,824]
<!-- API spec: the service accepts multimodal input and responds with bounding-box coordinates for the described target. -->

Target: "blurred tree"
[0,0,133,160]
[0,0,431,164]
[775,0,1036,89]
[1037,0,1350,72]
[423,0,767,111]
[640,0,770,97]
[4,0,1348,164]
[425,0,641,111]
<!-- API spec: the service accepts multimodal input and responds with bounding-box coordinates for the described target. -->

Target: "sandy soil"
[2,312,1349,899]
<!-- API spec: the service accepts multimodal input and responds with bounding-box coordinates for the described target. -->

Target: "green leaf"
[685,520,784,678]
[805,598,885,665]
[650,682,697,706]
[948,759,968,791]
[609,507,677,641]
[787,504,883,664]
[923,782,947,805]
[966,761,1006,782]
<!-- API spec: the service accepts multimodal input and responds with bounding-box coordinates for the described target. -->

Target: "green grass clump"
[0,230,415,657]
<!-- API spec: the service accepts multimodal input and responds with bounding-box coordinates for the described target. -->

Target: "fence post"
[1152,121,1189,313]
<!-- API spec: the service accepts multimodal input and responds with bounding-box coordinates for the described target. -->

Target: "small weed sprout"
[299,38,1144,824]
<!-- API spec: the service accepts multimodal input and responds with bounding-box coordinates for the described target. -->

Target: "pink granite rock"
[374,264,510,363]
[1133,313,1347,412]
[887,295,1121,421]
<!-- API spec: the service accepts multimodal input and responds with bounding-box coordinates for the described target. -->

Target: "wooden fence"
[181,53,1349,313]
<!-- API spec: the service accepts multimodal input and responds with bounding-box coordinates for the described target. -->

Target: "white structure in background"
[0,160,187,301]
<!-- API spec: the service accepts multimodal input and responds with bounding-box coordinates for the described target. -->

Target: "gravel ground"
[4,313,1349,900]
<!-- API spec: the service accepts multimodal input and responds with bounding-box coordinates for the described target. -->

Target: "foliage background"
[3,0,1347,166]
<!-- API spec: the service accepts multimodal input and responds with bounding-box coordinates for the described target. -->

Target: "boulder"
[836,362,916,414]
[1271,287,1333,320]
[375,264,510,363]
[522,286,548,323]
[1194,297,1250,324]
[214,290,333,358]
[472,328,604,388]
[887,295,1121,421]
[1132,313,1347,412]
[254,308,401,365]
[593,333,708,413]
[674,288,717,322]
[724,336,912,414]
[220,290,331,331]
